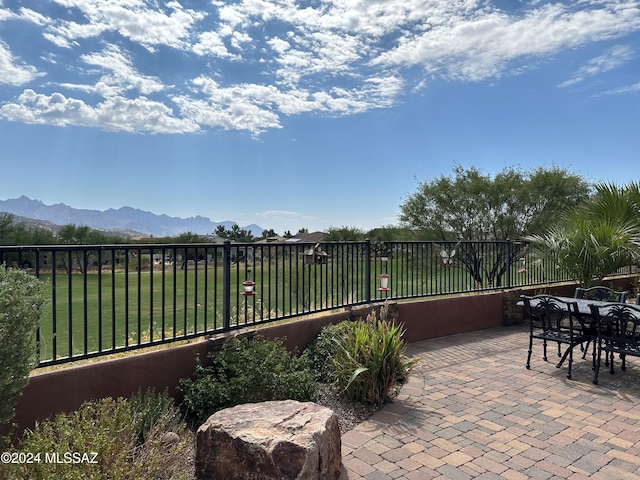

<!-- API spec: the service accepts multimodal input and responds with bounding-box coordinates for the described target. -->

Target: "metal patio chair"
[574,286,627,361]
[574,286,627,303]
[522,295,593,379]
[589,302,640,385]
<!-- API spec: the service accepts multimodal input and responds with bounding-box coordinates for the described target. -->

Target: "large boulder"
[196,400,341,480]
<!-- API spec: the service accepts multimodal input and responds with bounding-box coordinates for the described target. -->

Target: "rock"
[196,400,341,480]
[161,431,180,446]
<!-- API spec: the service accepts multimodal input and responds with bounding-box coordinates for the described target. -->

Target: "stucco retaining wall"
[4,280,634,439]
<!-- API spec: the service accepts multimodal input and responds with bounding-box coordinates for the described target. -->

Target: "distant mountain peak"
[0,196,262,238]
[16,195,42,203]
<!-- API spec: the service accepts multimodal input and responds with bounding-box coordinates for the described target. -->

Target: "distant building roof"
[254,235,286,244]
[285,231,325,243]
[188,234,225,243]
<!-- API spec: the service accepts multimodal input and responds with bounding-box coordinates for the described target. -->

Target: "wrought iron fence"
[0,240,633,367]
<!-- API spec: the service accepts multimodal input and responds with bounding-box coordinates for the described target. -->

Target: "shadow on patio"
[340,325,640,479]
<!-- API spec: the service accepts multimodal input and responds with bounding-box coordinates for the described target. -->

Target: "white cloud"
[373,3,640,81]
[171,73,402,135]
[559,44,635,88]
[0,40,43,85]
[193,31,235,58]
[599,81,640,95]
[1,0,639,134]
[0,2,14,22]
[17,7,49,26]
[0,89,198,134]
[46,0,205,51]
[266,37,290,56]
[174,77,283,134]
[79,45,166,95]
[269,29,365,86]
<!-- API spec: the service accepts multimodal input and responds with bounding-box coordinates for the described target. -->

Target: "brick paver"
[340,325,640,479]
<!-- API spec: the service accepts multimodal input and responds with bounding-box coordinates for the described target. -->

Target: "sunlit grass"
[33,255,578,364]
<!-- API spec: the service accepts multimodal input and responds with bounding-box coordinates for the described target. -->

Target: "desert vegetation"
[1,302,416,479]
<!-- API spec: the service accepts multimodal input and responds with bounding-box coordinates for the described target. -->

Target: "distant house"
[285,231,325,244]
[254,235,286,244]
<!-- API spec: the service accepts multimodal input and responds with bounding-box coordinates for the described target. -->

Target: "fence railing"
[0,240,633,367]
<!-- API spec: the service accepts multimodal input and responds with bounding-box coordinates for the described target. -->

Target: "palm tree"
[525,182,640,288]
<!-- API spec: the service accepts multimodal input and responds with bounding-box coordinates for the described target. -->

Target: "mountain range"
[0,196,262,238]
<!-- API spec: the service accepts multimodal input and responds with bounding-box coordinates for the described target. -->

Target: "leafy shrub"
[0,265,46,426]
[332,304,419,404]
[180,335,317,425]
[7,391,194,480]
[301,320,356,384]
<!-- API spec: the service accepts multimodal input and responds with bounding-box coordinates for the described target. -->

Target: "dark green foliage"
[399,164,590,241]
[323,226,366,241]
[179,335,317,425]
[0,265,45,426]
[303,304,419,404]
[324,304,418,404]
[0,213,57,246]
[526,182,640,288]
[301,321,356,384]
[333,316,418,403]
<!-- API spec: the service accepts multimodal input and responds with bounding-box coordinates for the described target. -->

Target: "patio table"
[518,295,625,378]
[517,296,610,316]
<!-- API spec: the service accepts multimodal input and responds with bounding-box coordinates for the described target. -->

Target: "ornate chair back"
[588,302,640,384]
[575,286,627,303]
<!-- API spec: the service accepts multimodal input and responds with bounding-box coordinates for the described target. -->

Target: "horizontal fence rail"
[0,240,634,367]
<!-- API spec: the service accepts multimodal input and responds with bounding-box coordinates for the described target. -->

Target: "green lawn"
[34,255,559,363]
[37,261,372,361]
[38,267,230,361]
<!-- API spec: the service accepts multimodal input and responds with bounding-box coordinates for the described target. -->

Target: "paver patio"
[340,325,640,480]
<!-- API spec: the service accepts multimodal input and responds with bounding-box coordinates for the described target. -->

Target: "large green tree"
[324,226,366,241]
[399,165,590,241]
[367,225,415,242]
[259,228,278,239]
[214,224,254,242]
[398,165,591,287]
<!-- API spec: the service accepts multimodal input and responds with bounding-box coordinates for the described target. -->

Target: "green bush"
[179,335,317,425]
[0,265,46,426]
[6,391,194,480]
[301,320,356,384]
[332,304,419,404]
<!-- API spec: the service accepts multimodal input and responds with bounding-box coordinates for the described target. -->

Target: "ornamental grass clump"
[332,303,419,404]
[0,265,46,427]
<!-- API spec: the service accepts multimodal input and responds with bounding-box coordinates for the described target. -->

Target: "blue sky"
[1,0,639,235]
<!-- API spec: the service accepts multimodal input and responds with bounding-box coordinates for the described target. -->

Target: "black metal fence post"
[222,240,231,330]
[505,241,512,288]
[364,239,371,303]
